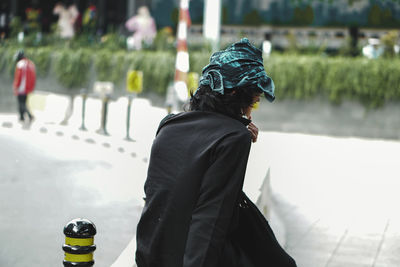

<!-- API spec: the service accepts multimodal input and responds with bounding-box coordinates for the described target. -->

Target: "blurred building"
[4,0,400,35]
[188,24,396,51]
[152,0,400,28]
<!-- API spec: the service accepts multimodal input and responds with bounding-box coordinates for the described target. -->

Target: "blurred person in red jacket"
[13,50,36,122]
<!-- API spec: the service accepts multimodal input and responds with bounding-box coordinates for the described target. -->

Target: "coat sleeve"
[13,66,22,95]
[183,130,252,267]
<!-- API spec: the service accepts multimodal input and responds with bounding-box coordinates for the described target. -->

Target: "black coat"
[135,111,296,267]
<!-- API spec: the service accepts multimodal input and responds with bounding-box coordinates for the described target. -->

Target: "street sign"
[126,70,143,94]
[93,81,114,96]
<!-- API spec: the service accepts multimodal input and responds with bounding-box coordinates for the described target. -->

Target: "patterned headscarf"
[199,38,275,102]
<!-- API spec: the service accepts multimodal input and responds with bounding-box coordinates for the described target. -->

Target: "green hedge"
[54,49,92,88]
[0,47,399,108]
[265,55,400,108]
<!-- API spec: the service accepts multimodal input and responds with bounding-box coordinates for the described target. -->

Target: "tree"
[293,5,314,25]
[382,8,394,27]
[222,5,229,24]
[170,7,179,33]
[304,5,315,25]
[368,4,382,26]
[243,9,264,26]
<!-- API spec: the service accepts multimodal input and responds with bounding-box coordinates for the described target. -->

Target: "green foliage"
[293,5,314,25]
[222,6,229,24]
[190,52,211,74]
[368,4,397,27]
[1,46,400,108]
[286,31,299,53]
[125,51,175,94]
[369,4,383,26]
[94,50,128,87]
[26,47,52,77]
[171,8,179,27]
[153,27,175,51]
[99,33,127,50]
[94,50,113,82]
[338,37,361,57]
[9,17,23,38]
[265,55,400,108]
[381,30,399,57]
[53,49,91,89]
[266,56,326,100]
[243,9,264,26]
[109,52,129,86]
[0,48,19,77]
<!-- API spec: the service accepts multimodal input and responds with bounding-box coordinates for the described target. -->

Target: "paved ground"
[0,118,149,267]
[1,95,400,267]
[259,132,400,267]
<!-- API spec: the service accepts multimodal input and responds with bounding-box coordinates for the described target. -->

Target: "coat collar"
[238,116,251,126]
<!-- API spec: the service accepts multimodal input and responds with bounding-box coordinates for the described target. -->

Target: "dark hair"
[188,85,262,119]
[15,50,25,62]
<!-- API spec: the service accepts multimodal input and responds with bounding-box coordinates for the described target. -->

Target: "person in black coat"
[135,38,296,267]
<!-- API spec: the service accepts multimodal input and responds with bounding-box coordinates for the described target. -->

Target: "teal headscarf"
[199,38,275,102]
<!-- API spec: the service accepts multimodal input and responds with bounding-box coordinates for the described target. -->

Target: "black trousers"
[17,94,32,121]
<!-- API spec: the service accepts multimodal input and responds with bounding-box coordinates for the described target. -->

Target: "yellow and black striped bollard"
[63,218,97,266]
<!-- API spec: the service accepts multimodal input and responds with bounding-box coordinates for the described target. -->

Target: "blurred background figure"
[0,2,10,41]
[262,32,272,58]
[72,3,82,35]
[13,50,36,123]
[68,3,80,35]
[394,44,400,54]
[125,6,157,50]
[362,38,384,59]
[82,1,97,39]
[25,0,42,34]
[53,2,79,39]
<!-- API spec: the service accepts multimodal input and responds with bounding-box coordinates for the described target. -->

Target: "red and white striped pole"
[174,0,191,102]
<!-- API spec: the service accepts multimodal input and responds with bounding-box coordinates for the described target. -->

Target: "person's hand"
[247,122,258,143]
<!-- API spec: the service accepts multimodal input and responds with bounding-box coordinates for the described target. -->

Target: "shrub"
[1,46,399,108]
[27,47,52,77]
[94,49,114,82]
[0,48,19,77]
[266,55,400,108]
[53,49,91,89]
[125,51,175,94]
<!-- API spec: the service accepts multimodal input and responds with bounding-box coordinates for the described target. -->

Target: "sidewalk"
[260,132,400,267]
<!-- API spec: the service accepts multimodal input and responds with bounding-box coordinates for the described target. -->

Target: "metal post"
[125,94,135,141]
[63,218,97,267]
[203,0,222,52]
[97,94,110,135]
[80,89,87,131]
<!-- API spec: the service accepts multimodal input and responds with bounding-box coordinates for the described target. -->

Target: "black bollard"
[63,218,97,267]
[80,89,88,131]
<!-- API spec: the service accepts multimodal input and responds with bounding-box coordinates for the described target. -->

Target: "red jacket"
[13,58,36,96]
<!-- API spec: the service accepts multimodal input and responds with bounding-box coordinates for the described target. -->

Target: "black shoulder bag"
[232,191,297,267]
